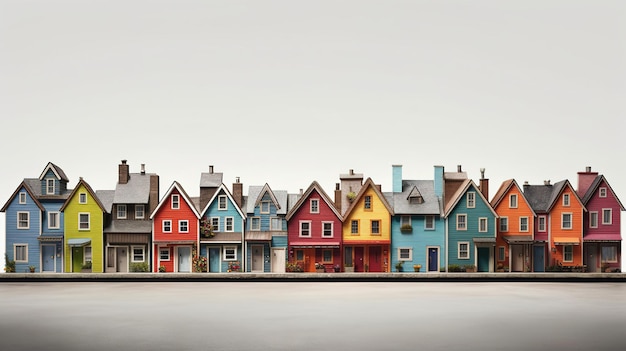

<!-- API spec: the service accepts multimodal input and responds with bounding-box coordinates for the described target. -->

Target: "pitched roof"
[343,178,394,217]
[247,184,289,215]
[443,179,497,217]
[149,181,201,219]
[96,190,115,213]
[285,181,343,221]
[103,220,152,234]
[38,162,69,182]
[199,183,246,219]
[59,178,107,212]
[200,171,223,188]
[580,175,625,210]
[524,180,585,213]
[490,179,536,217]
[0,181,45,212]
[390,180,441,215]
[113,172,153,204]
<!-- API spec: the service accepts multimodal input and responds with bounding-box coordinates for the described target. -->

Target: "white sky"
[1,1,624,269]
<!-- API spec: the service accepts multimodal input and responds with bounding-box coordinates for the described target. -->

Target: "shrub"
[130,262,150,272]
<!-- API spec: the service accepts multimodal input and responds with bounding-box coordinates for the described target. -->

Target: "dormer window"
[171,194,180,209]
[409,196,424,204]
[563,193,570,207]
[135,205,145,219]
[117,205,127,219]
[19,192,26,204]
[310,199,319,214]
[599,187,607,198]
[218,195,227,210]
[509,194,518,208]
[260,201,270,214]
[364,196,372,210]
[46,179,55,195]
[79,193,87,204]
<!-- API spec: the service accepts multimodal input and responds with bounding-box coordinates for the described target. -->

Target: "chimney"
[209,165,214,174]
[434,165,444,199]
[349,169,354,175]
[232,177,243,208]
[479,168,489,200]
[577,166,599,196]
[119,160,129,184]
[334,183,342,210]
[299,189,303,195]
[544,180,551,186]
[457,165,462,172]
[141,164,146,175]
[149,173,160,215]
[392,165,402,193]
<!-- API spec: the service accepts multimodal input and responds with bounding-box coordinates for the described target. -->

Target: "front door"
[106,247,117,273]
[117,247,128,273]
[42,245,55,272]
[355,247,365,272]
[477,247,490,272]
[533,245,545,272]
[209,247,221,272]
[177,246,191,272]
[584,244,597,272]
[251,245,264,272]
[511,245,524,272]
[72,247,83,272]
[271,248,285,273]
[369,246,382,272]
[428,247,439,272]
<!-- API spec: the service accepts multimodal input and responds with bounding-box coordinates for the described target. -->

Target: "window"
[322,222,333,237]
[162,220,172,233]
[478,218,488,232]
[270,217,282,230]
[509,194,518,208]
[46,179,55,195]
[79,193,87,204]
[48,212,60,229]
[323,250,333,263]
[371,220,381,235]
[350,220,359,235]
[79,213,90,230]
[179,220,189,233]
[520,217,529,232]
[296,250,304,261]
[260,201,270,214]
[159,248,170,261]
[467,192,476,208]
[400,216,411,227]
[456,214,467,230]
[19,192,26,204]
[171,194,180,209]
[211,217,220,232]
[499,217,508,232]
[84,246,92,263]
[538,216,546,232]
[117,204,127,219]
[310,199,319,214]
[563,245,573,262]
[589,212,598,228]
[498,246,505,261]
[364,196,372,210]
[563,194,570,206]
[225,217,234,232]
[602,209,612,224]
[132,246,145,262]
[14,244,27,262]
[458,242,469,259]
[299,221,311,237]
[218,195,227,210]
[561,213,572,229]
[601,246,617,263]
[398,248,412,261]
[135,205,145,219]
[599,187,607,198]
[17,212,29,229]
[424,216,435,230]
[250,217,260,231]
[223,246,237,261]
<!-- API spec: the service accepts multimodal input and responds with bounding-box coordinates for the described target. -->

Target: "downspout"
[445,218,449,272]
[242,218,246,272]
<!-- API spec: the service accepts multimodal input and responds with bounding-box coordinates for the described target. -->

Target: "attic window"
[409,196,424,204]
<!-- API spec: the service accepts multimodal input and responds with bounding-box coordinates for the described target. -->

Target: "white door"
[251,245,264,272]
[271,248,285,273]
[117,247,128,273]
[178,247,191,272]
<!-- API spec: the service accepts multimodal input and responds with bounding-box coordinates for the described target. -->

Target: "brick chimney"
[149,173,160,215]
[232,177,243,208]
[577,166,598,196]
[479,168,489,200]
[119,160,129,184]
[334,183,342,210]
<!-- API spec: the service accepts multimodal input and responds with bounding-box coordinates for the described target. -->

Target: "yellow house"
[60,178,106,273]
[342,178,394,272]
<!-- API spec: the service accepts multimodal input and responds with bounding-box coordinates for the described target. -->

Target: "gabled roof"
[200,183,246,219]
[344,178,394,217]
[0,181,45,212]
[444,179,498,217]
[391,180,441,215]
[546,180,585,213]
[285,181,343,221]
[113,172,153,204]
[38,162,69,182]
[150,181,201,219]
[247,183,289,215]
[96,190,115,214]
[580,175,625,210]
[524,180,586,213]
[59,178,107,212]
[200,171,223,188]
[490,179,537,217]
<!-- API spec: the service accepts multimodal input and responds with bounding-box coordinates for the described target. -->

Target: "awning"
[503,235,534,244]
[245,232,272,241]
[290,241,340,248]
[343,240,390,245]
[38,236,63,242]
[554,237,580,245]
[473,237,496,243]
[583,233,621,242]
[67,238,91,247]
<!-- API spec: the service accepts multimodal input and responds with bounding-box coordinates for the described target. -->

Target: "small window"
[458,242,469,259]
[250,217,260,231]
[171,194,180,209]
[400,216,411,227]
[162,220,172,233]
[299,221,311,237]
[270,217,282,230]
[224,246,237,261]
[364,196,372,210]
[456,214,467,230]
[371,220,381,235]
[46,179,55,195]
[498,246,505,261]
[561,213,572,229]
[520,217,529,232]
[350,220,359,235]
[211,217,220,232]
[117,204,127,219]
[322,222,333,237]
[19,192,26,204]
[84,246,92,263]
[17,212,29,229]
[310,199,319,214]
[563,245,573,262]
[132,246,145,262]
[538,216,546,232]
[424,216,435,230]
[322,250,333,263]
[509,194,518,208]
[48,212,60,229]
[467,192,476,208]
[159,248,170,261]
[218,195,227,210]
[225,217,234,232]
[14,244,27,262]
[260,201,270,214]
[79,193,87,204]
[478,217,488,232]
[599,187,607,198]
[589,212,598,228]
[563,194,570,206]
[179,220,189,233]
[499,217,508,232]
[398,248,412,261]
[135,205,145,219]
[79,213,90,230]
[601,246,617,263]
[602,209,612,225]
[296,250,304,261]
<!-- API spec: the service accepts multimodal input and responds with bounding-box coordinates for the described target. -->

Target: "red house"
[286,181,343,272]
[150,181,200,273]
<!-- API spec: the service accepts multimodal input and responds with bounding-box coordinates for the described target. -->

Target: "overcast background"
[1,1,624,270]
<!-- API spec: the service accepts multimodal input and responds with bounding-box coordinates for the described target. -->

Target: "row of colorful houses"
[2,161,623,274]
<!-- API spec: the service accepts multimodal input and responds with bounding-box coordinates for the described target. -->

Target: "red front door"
[355,247,364,272]
[369,246,382,272]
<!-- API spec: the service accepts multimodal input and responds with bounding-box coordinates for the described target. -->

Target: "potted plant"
[346,191,357,202]
[315,262,325,273]
[496,263,504,272]
[395,261,404,272]
[158,265,166,273]
[81,261,92,273]
[344,262,354,273]
[400,224,413,233]
[463,264,476,273]
[29,265,36,273]
[4,253,15,273]
[286,262,303,272]
[413,264,421,272]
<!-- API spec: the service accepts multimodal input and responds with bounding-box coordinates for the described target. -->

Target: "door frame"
[41,244,56,272]
[426,246,440,272]
[271,247,286,273]
[176,246,192,273]
[251,245,264,272]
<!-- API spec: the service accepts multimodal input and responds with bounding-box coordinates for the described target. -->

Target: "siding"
[391,215,445,270]
[342,187,391,244]
[5,189,41,272]
[549,186,584,266]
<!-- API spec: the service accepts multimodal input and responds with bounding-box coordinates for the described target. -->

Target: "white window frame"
[46,179,55,195]
[225,217,234,232]
[117,204,127,219]
[499,217,508,232]
[467,192,476,208]
[223,246,237,261]
[602,209,612,225]
[17,212,29,229]
[270,217,282,230]
[162,220,172,233]
[260,201,270,214]
[589,211,598,228]
[159,248,170,261]
[48,211,60,229]
[19,192,26,204]
[601,246,617,263]
[456,214,467,231]
[14,244,28,262]
[509,194,518,208]
[310,199,319,214]
[538,216,546,232]
[563,245,573,262]
[498,246,505,261]
[519,217,529,232]
[210,217,220,232]
[458,242,470,259]
[171,194,180,209]
[398,247,412,261]
[79,193,87,204]
[179,220,189,233]
[561,213,572,229]
[218,195,227,210]
[478,217,488,232]
[135,205,145,219]
[299,221,311,237]
[250,217,260,231]
[322,222,333,237]
[599,187,607,198]
[424,215,435,230]
[131,246,145,262]
[78,213,90,230]
[563,194,570,207]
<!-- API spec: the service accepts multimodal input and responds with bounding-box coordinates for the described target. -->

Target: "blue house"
[444,166,497,272]
[1,162,70,272]
[388,165,446,272]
